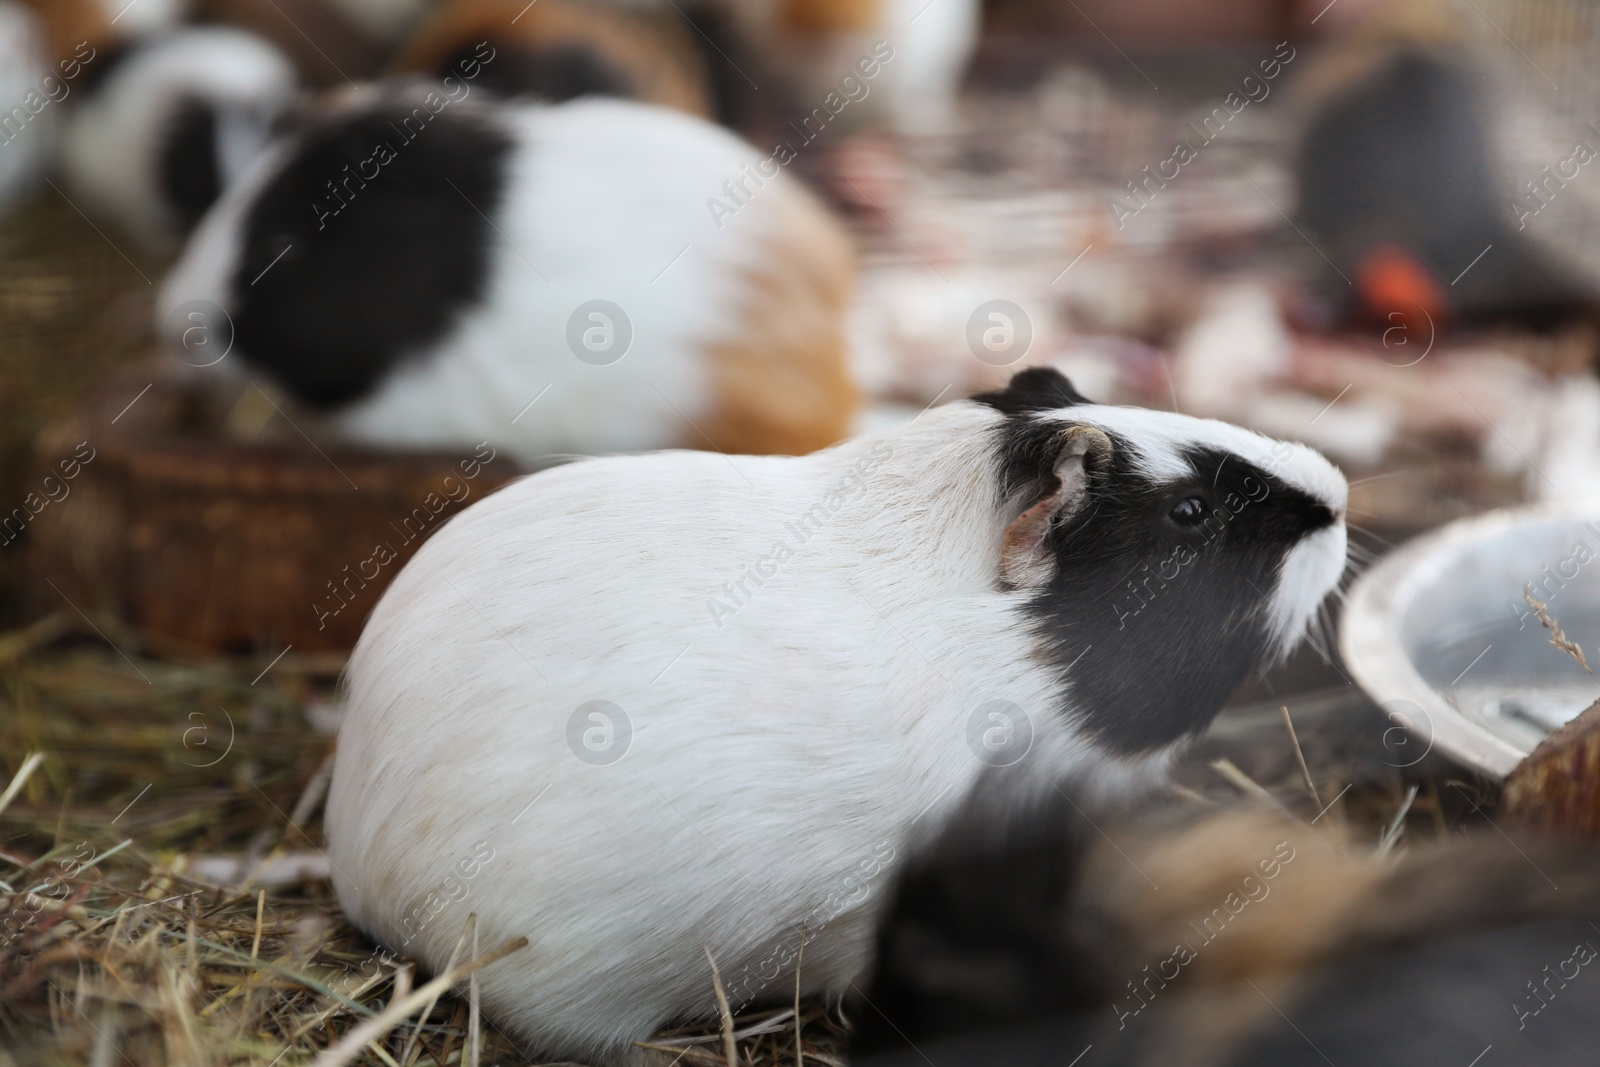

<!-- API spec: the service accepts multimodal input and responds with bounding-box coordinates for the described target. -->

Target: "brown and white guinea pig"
[855,796,1600,1066]
[643,0,981,134]
[387,0,713,117]
[699,0,979,132]
[58,24,298,250]
[156,78,856,461]
[323,367,1348,1065]
[14,0,184,59]
[386,0,977,134]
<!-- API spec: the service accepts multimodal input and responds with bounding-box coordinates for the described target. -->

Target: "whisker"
[1345,543,1381,565]
[1347,522,1398,550]
[1347,469,1414,488]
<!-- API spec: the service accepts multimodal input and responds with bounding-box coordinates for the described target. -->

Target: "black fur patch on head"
[984,385,1337,755]
[973,366,1091,416]
[227,90,513,408]
[437,40,638,103]
[159,97,223,231]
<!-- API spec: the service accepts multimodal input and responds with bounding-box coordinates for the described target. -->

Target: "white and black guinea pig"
[157,79,857,460]
[59,25,298,250]
[0,1,50,214]
[325,368,1348,1065]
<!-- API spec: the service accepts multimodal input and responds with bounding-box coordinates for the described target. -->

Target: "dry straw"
[0,627,850,1066]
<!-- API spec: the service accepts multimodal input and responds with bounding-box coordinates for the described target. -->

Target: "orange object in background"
[1355,242,1449,334]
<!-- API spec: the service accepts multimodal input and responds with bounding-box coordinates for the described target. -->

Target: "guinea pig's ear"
[1001,425,1113,590]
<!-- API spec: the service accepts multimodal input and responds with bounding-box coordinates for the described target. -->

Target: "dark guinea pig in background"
[855,791,1600,1067]
[1293,10,1598,334]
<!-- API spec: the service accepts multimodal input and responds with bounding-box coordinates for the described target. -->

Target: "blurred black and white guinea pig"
[155,78,857,461]
[324,367,1348,1065]
[0,0,185,215]
[58,23,298,251]
[0,1,51,214]
[854,795,1600,1066]
[387,0,714,118]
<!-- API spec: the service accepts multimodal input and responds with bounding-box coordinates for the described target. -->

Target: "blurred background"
[6,0,1600,1063]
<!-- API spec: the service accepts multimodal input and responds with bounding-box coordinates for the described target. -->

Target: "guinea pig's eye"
[1168,496,1209,526]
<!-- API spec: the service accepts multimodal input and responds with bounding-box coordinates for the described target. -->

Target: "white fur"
[0,2,48,215]
[601,0,977,131]
[59,26,296,249]
[95,0,187,36]
[159,95,819,463]
[874,0,979,130]
[325,399,1346,1064]
[1047,404,1350,509]
[326,0,432,43]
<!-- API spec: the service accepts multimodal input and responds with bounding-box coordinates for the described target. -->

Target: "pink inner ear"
[1001,481,1063,586]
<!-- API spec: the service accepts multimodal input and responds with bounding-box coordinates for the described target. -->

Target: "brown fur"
[195,0,392,83]
[1080,814,1383,1065]
[694,178,858,456]
[1098,813,1386,982]
[779,0,879,35]
[15,0,111,64]
[1080,808,1600,1066]
[389,0,711,116]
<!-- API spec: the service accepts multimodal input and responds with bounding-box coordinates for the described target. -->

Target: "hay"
[0,627,854,1066]
[0,616,1477,1066]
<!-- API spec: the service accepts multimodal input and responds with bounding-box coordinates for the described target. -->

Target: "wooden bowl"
[24,373,524,656]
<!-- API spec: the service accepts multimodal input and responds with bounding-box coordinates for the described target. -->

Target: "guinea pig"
[1,0,176,217]
[394,0,977,134]
[387,0,713,117]
[1294,28,1597,332]
[15,0,184,59]
[855,795,1600,1066]
[155,79,856,461]
[0,1,51,215]
[324,367,1348,1064]
[660,0,979,134]
[324,0,433,46]
[58,25,298,250]
[778,0,981,132]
